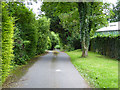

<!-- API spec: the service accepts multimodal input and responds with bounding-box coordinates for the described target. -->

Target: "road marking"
[56,69,61,72]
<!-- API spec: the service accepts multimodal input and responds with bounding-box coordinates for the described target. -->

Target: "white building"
[95,21,120,36]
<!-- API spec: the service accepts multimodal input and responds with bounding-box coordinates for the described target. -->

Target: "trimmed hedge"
[36,16,50,54]
[90,36,120,60]
[8,2,38,64]
[1,2,51,84]
[2,3,14,83]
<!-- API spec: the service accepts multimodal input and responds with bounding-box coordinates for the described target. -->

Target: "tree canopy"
[110,0,120,22]
[41,2,113,57]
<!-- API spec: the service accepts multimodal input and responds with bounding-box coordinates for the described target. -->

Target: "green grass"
[66,49,118,88]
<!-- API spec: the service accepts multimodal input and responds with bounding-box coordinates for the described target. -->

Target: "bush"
[36,16,50,54]
[1,2,51,83]
[2,2,14,83]
[47,36,52,50]
[90,36,120,60]
[49,31,60,50]
[54,45,60,49]
[13,26,30,65]
[8,2,38,64]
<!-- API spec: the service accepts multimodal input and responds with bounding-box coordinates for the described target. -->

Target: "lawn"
[66,49,118,88]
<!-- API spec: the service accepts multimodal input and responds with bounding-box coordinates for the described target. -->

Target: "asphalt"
[8,51,90,88]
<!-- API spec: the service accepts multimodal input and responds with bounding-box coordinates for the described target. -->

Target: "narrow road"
[7,51,90,88]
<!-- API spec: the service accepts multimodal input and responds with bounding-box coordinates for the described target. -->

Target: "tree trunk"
[81,44,88,57]
[78,2,90,57]
[78,2,87,57]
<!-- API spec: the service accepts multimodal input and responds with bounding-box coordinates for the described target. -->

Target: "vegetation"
[66,49,118,88]
[41,2,114,57]
[2,3,14,83]
[90,36,120,60]
[110,0,120,22]
[36,16,50,54]
[49,31,60,50]
[1,1,119,88]
[1,2,51,83]
[54,45,60,49]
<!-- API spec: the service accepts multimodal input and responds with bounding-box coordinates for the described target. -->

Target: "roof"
[96,21,120,32]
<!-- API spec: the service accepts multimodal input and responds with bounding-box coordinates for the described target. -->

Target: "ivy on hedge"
[90,35,120,60]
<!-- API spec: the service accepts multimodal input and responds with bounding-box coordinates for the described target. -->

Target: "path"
[5,51,90,88]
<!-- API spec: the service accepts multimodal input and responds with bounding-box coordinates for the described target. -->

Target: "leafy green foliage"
[77,2,113,57]
[46,36,52,50]
[1,2,51,83]
[54,45,60,49]
[36,16,50,54]
[42,2,113,55]
[2,2,14,83]
[13,26,30,65]
[58,9,81,50]
[41,2,81,51]
[90,36,120,60]
[49,31,60,50]
[8,2,38,58]
[110,0,120,22]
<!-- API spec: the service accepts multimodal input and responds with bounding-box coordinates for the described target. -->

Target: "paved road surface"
[9,51,90,88]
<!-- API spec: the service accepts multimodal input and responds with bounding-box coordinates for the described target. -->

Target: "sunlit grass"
[66,49,118,88]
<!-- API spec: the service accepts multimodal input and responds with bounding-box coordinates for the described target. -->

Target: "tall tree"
[77,2,112,57]
[110,0,120,22]
[41,2,113,57]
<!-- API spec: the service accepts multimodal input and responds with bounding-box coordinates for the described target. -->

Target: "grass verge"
[66,49,118,88]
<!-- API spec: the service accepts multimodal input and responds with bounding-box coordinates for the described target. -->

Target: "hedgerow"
[90,35,120,60]
[2,2,14,83]
[36,16,51,54]
[2,2,51,83]
[7,2,38,64]
[49,31,60,50]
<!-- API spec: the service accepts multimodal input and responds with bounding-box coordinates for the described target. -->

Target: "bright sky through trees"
[103,0,117,6]
[25,0,117,16]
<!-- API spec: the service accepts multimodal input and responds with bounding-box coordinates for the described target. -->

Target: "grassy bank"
[66,49,118,88]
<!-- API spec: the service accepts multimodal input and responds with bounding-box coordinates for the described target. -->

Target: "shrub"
[36,16,50,54]
[54,45,60,49]
[49,31,60,50]
[8,2,38,62]
[47,36,52,50]
[13,26,30,65]
[2,2,14,83]
[90,36,120,60]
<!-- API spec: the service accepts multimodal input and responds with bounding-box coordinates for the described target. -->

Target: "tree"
[8,2,38,59]
[77,2,113,57]
[110,0,120,22]
[36,16,50,54]
[42,2,81,51]
[42,2,113,57]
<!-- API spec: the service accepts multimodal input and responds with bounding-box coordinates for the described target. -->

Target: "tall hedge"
[2,3,14,83]
[8,2,38,64]
[0,2,2,85]
[36,16,50,54]
[90,36,120,60]
[1,2,51,83]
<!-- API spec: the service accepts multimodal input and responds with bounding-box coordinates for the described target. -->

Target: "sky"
[103,0,117,6]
